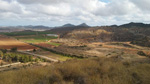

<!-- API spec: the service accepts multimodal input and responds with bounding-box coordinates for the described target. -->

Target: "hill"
[77,23,89,27]
[61,23,75,27]
[49,23,90,34]
[0,25,52,32]
[119,22,150,28]
[57,23,150,47]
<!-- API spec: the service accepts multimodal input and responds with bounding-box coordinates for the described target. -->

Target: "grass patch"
[49,54,74,61]
[33,50,73,61]
[48,42,61,46]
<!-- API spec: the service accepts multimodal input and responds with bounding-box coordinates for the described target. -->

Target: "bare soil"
[0,35,38,51]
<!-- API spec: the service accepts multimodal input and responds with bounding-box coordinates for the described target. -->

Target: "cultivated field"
[14,35,57,43]
[50,38,150,61]
[0,35,37,51]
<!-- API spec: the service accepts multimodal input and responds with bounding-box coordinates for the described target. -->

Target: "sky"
[0,0,150,27]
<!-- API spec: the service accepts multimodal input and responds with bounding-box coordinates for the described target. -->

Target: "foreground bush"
[0,58,150,84]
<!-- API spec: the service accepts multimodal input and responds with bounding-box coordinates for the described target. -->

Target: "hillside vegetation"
[63,28,112,42]
[0,58,150,84]
[58,25,150,47]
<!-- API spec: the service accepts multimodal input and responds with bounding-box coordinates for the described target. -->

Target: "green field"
[48,42,61,46]
[0,30,58,43]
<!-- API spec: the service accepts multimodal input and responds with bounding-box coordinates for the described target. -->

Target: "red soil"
[0,35,38,51]
[36,43,55,48]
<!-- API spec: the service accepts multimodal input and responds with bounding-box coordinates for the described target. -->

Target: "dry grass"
[0,58,150,84]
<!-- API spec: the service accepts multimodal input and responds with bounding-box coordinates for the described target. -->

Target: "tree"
[9,58,12,64]
[33,49,36,52]
[29,56,33,62]
[0,51,4,59]
[11,47,17,52]
[16,55,20,62]
[137,51,146,56]
[35,58,39,62]
[0,49,7,53]
[0,62,3,66]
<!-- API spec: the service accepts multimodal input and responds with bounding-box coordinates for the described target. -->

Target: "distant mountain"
[60,23,89,28]
[119,22,150,28]
[49,23,90,34]
[77,23,89,27]
[110,25,118,27]
[0,25,52,32]
[20,25,52,29]
[0,25,52,30]
[62,24,75,27]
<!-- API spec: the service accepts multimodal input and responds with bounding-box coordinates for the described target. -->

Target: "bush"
[0,49,7,53]
[33,49,36,52]
[0,58,150,84]
[99,44,103,46]
[11,47,17,52]
[137,51,146,56]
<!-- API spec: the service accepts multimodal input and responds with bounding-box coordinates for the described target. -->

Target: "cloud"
[130,0,150,11]
[94,0,138,16]
[17,0,69,5]
[0,0,150,26]
[0,0,22,14]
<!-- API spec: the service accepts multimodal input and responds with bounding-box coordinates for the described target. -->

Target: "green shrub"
[137,51,146,56]
[10,47,17,52]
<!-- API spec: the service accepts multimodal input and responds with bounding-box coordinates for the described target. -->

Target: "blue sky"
[0,0,150,27]
[100,0,110,3]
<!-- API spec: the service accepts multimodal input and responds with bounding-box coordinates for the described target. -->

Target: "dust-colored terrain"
[30,49,73,61]
[0,35,37,51]
[50,38,150,61]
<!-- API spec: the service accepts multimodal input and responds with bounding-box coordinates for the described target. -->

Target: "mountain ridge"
[60,23,89,28]
[119,22,150,28]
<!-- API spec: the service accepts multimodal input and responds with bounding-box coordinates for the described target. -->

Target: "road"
[18,51,59,62]
[0,62,21,68]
